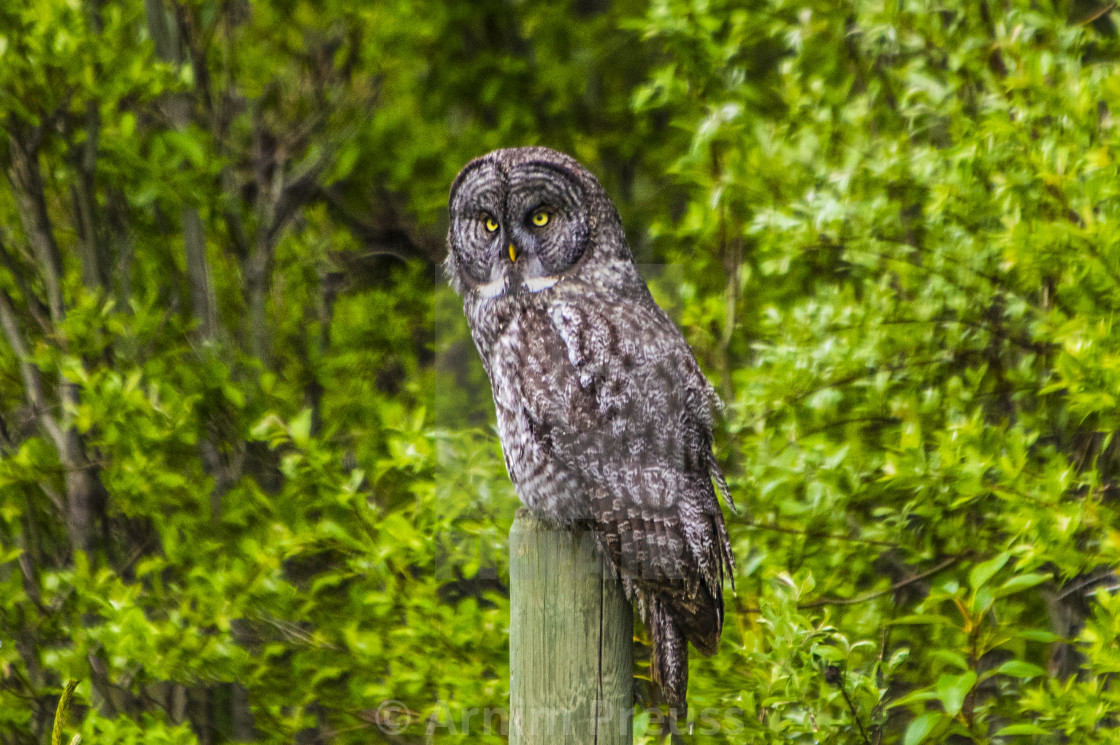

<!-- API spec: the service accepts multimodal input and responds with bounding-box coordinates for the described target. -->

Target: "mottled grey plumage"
[445,146,735,708]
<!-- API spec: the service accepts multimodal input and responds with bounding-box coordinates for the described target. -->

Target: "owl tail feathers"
[649,595,689,717]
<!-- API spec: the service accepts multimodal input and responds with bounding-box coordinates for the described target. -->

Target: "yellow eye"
[531,210,550,227]
[484,216,499,233]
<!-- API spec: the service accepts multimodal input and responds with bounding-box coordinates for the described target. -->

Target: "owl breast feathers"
[445,146,735,709]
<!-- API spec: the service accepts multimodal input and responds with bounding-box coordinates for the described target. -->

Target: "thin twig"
[746,354,963,429]
[838,679,870,745]
[799,556,961,609]
[746,521,899,548]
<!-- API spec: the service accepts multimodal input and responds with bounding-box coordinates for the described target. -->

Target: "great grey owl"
[444,146,735,708]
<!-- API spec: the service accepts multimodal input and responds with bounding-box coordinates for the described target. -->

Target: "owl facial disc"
[446,148,593,299]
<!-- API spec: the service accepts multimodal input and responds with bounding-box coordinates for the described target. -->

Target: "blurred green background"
[1,0,1119,742]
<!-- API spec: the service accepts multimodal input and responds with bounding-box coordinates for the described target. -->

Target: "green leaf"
[887,689,940,709]
[994,724,1052,735]
[995,572,1051,597]
[812,644,845,662]
[904,712,944,745]
[890,615,952,626]
[929,649,970,671]
[969,553,1011,591]
[222,383,245,409]
[936,670,976,716]
[289,408,313,447]
[331,142,361,182]
[995,660,1046,679]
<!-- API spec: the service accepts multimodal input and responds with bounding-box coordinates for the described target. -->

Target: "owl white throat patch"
[476,274,560,298]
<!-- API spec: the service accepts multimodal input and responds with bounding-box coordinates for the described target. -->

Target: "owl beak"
[508,243,517,262]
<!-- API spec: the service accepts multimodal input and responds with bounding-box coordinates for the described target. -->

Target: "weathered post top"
[509,509,633,745]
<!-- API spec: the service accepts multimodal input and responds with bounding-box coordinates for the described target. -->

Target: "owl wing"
[513,292,735,655]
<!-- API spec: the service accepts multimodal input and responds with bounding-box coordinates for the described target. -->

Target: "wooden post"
[509,509,633,745]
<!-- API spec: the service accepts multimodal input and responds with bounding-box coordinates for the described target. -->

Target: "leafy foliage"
[0,0,1118,743]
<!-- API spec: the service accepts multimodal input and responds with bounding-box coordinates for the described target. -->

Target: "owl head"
[445,147,631,299]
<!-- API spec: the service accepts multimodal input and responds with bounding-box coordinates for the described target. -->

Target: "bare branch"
[320,184,438,263]
[182,207,219,341]
[70,97,105,290]
[0,232,51,332]
[7,127,65,323]
[145,0,220,342]
[0,288,64,450]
